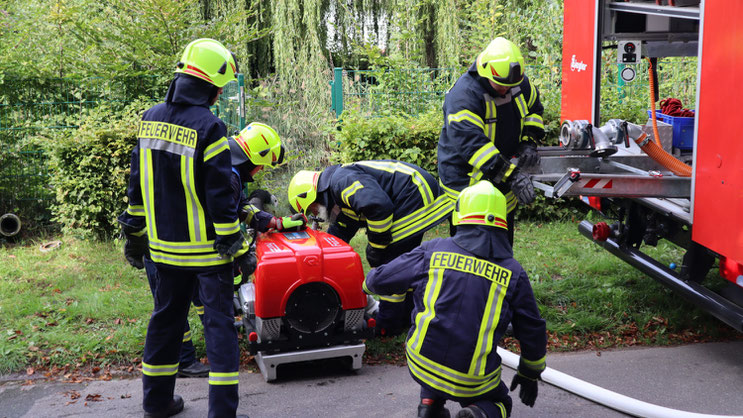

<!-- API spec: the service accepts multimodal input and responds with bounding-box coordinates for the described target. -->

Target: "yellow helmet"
[476,37,525,87]
[452,181,508,230]
[288,170,321,214]
[175,38,238,88]
[229,122,282,166]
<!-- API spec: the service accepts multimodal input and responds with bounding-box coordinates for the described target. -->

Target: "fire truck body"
[546,0,743,331]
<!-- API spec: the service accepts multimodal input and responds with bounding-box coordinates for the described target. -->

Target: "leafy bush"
[34,99,155,239]
[332,107,441,173]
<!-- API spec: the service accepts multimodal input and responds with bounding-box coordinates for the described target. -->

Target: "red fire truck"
[534,0,743,331]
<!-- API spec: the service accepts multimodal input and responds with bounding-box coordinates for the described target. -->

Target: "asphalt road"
[1,341,742,418]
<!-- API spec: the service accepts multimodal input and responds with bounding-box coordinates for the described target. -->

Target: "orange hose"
[646,58,662,146]
[633,133,692,177]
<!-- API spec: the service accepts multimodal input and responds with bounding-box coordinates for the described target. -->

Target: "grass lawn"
[0,220,740,377]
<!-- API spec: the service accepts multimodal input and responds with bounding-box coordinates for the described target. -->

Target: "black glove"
[367,229,392,249]
[124,235,148,269]
[365,244,388,268]
[235,251,257,279]
[247,189,274,211]
[214,231,244,258]
[510,372,539,407]
[517,140,540,169]
[508,171,535,205]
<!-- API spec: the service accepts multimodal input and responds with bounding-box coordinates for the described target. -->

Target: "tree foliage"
[0,0,262,79]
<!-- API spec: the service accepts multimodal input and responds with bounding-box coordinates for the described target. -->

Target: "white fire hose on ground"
[497,347,743,418]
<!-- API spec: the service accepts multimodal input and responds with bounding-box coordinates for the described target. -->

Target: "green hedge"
[33,99,155,239]
[332,107,441,174]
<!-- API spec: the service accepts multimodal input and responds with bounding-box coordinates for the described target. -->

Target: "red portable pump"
[235,226,374,380]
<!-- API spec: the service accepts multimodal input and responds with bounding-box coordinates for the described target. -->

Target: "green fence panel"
[0,74,246,219]
[331,65,564,118]
[212,74,246,136]
[0,76,164,216]
[329,60,695,128]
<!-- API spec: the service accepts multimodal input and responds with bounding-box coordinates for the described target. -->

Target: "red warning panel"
[561,0,598,124]
[693,2,743,266]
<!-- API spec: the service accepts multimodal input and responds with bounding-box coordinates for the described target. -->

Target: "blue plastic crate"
[663,112,695,150]
[647,109,664,121]
[647,109,695,150]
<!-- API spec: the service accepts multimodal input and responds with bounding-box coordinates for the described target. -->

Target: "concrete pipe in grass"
[0,213,21,237]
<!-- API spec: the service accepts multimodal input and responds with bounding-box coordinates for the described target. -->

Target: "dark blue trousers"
[368,234,423,334]
[142,263,239,418]
[144,259,203,367]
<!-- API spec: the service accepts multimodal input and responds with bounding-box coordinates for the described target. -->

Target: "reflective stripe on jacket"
[322,160,453,244]
[363,237,547,398]
[437,62,544,212]
[122,100,240,268]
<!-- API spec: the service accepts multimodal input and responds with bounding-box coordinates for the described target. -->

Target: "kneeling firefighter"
[287,160,454,336]
[363,181,547,418]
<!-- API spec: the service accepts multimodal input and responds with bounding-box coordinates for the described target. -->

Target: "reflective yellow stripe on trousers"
[209,371,239,385]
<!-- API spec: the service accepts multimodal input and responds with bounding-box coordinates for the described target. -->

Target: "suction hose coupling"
[560,120,618,157]
[0,213,21,237]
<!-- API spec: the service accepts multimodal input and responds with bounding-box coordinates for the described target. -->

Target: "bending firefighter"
[227,121,306,288]
[118,38,249,418]
[364,181,547,418]
[438,37,545,244]
[288,160,453,336]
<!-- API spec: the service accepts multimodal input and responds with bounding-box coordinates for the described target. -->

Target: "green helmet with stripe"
[229,122,283,167]
[288,170,320,215]
[452,181,508,230]
[476,37,525,87]
[175,38,238,88]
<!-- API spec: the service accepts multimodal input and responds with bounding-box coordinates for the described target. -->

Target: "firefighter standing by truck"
[363,181,547,418]
[118,38,249,418]
[287,160,454,336]
[438,37,545,244]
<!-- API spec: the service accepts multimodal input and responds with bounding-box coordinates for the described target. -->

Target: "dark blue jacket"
[120,74,241,268]
[364,225,546,399]
[317,160,453,248]
[230,169,273,233]
[437,62,545,212]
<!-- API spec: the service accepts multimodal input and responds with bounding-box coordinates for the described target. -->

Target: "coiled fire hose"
[643,58,692,177]
[660,97,695,117]
[497,347,743,418]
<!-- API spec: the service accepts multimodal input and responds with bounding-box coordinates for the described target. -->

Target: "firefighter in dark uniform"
[364,181,547,418]
[226,121,306,287]
[438,37,545,244]
[287,160,454,336]
[118,38,248,418]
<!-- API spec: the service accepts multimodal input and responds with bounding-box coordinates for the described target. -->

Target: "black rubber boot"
[177,361,210,378]
[418,398,451,418]
[144,394,184,417]
[455,405,487,418]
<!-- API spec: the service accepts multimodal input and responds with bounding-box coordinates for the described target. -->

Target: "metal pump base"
[255,343,366,381]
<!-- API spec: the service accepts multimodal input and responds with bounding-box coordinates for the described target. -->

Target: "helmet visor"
[490,61,523,86]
